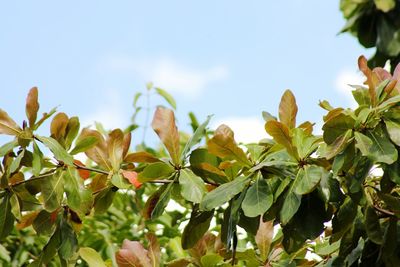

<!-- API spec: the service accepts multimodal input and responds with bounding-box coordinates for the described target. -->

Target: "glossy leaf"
[365,126,398,164]
[26,87,39,127]
[323,129,353,159]
[200,176,249,211]
[36,136,74,166]
[241,176,273,217]
[151,107,180,165]
[207,124,251,166]
[279,89,297,129]
[179,169,206,203]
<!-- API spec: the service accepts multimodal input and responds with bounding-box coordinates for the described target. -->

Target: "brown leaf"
[121,170,142,189]
[358,55,376,106]
[151,107,180,165]
[278,89,297,129]
[107,129,124,171]
[146,233,161,267]
[0,109,22,136]
[116,239,152,267]
[25,87,39,127]
[265,121,298,159]
[80,128,111,170]
[207,125,251,167]
[255,218,274,262]
[122,132,131,159]
[89,174,108,192]
[125,151,161,163]
[16,211,39,230]
[50,112,69,141]
[298,121,314,135]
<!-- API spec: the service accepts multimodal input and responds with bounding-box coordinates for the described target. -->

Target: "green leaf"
[322,111,354,144]
[180,115,212,161]
[200,176,249,211]
[64,116,80,150]
[59,220,78,260]
[138,162,175,182]
[0,243,10,262]
[0,193,15,240]
[151,183,173,219]
[181,209,214,249]
[280,191,301,225]
[207,124,252,166]
[36,136,74,166]
[33,210,57,235]
[41,171,64,212]
[374,0,395,13]
[292,128,321,159]
[64,167,93,215]
[0,139,18,157]
[200,254,224,267]
[365,206,383,244]
[331,197,358,242]
[79,247,107,267]
[111,173,130,189]
[179,169,206,203]
[9,149,25,174]
[32,141,43,176]
[242,176,273,217]
[323,129,353,159]
[33,226,62,266]
[293,165,324,195]
[155,87,177,110]
[385,119,400,146]
[365,126,398,164]
[93,187,116,215]
[70,136,98,155]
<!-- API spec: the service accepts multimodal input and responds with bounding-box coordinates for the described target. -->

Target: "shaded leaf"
[365,206,383,244]
[146,233,161,267]
[182,209,214,249]
[41,171,64,212]
[152,107,180,165]
[366,126,398,164]
[0,193,15,240]
[279,89,297,129]
[179,169,206,203]
[32,141,43,176]
[323,129,353,159]
[280,191,301,225]
[151,183,173,219]
[242,176,273,217]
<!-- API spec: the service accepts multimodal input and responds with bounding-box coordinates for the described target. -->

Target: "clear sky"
[0,1,372,144]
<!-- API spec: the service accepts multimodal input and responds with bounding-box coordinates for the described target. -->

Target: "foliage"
[3,58,400,266]
[340,0,400,69]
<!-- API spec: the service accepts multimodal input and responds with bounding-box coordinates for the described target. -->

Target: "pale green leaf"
[179,169,206,203]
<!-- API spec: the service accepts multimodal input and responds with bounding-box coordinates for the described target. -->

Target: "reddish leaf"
[80,128,111,170]
[0,109,22,136]
[116,239,152,267]
[278,89,297,129]
[25,87,39,127]
[121,170,142,189]
[50,112,69,141]
[74,160,90,180]
[358,55,376,106]
[16,211,39,230]
[151,107,180,165]
[107,129,124,171]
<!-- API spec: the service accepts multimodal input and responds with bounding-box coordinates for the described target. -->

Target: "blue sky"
[0,1,372,144]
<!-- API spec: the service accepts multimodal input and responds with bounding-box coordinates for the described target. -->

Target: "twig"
[73,162,110,175]
[374,205,395,217]
[10,171,54,187]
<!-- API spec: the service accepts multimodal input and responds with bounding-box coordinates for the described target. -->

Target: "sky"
[0,1,372,145]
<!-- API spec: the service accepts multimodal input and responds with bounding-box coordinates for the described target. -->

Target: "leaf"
[50,112,69,141]
[181,115,212,161]
[138,162,174,182]
[293,165,324,195]
[0,109,21,136]
[36,135,74,166]
[16,210,39,230]
[0,243,10,262]
[122,170,142,189]
[200,254,224,267]
[64,167,93,214]
[182,209,214,249]
[322,111,355,144]
[116,239,152,267]
[151,107,180,165]
[207,124,251,166]
[108,129,125,171]
[33,225,62,265]
[59,220,78,260]
[292,128,321,159]
[374,0,396,12]
[93,187,116,215]
[385,119,400,146]
[74,160,90,180]
[79,247,107,267]
[41,171,64,212]
[151,183,173,219]
[155,87,177,110]
[64,116,80,150]
[26,87,39,127]
[280,191,301,225]
[146,233,161,267]
[0,139,18,157]
[32,141,43,176]
[79,128,110,169]
[200,176,249,211]
[323,129,353,159]
[366,126,398,164]
[365,206,383,244]
[255,218,274,261]
[241,176,273,217]
[111,173,130,189]
[9,149,25,174]
[70,136,98,155]
[32,210,57,235]
[179,169,206,203]
[358,55,376,106]
[0,193,15,240]
[279,89,298,129]
[125,151,161,163]
[265,120,298,159]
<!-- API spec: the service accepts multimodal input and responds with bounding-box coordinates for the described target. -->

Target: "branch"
[374,205,395,217]
[10,171,55,187]
[73,162,109,175]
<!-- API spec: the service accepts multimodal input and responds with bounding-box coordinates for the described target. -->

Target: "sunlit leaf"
[155,87,177,110]
[79,247,107,267]
[181,115,212,161]
[0,109,21,136]
[108,129,125,171]
[138,162,174,182]
[50,112,69,141]
[179,169,206,203]
[125,151,161,163]
[293,165,324,195]
[36,135,74,166]
[70,136,98,155]
[279,89,297,129]
[25,87,39,127]
[265,120,298,159]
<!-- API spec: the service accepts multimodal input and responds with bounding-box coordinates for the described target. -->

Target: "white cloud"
[80,89,128,130]
[212,116,267,143]
[105,57,228,97]
[334,69,364,108]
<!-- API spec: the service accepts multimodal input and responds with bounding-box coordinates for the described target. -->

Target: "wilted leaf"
[152,107,180,165]
[241,176,273,217]
[26,87,39,127]
[116,239,152,267]
[279,89,297,129]
[0,109,21,136]
[207,124,251,166]
[179,169,206,203]
[79,247,107,267]
[36,135,74,166]
[200,176,249,211]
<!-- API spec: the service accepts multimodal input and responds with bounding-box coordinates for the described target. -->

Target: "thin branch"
[374,205,395,217]
[73,162,109,175]
[10,171,54,187]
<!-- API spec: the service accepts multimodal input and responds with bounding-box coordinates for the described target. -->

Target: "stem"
[10,171,55,187]
[73,162,109,175]
[374,205,395,217]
